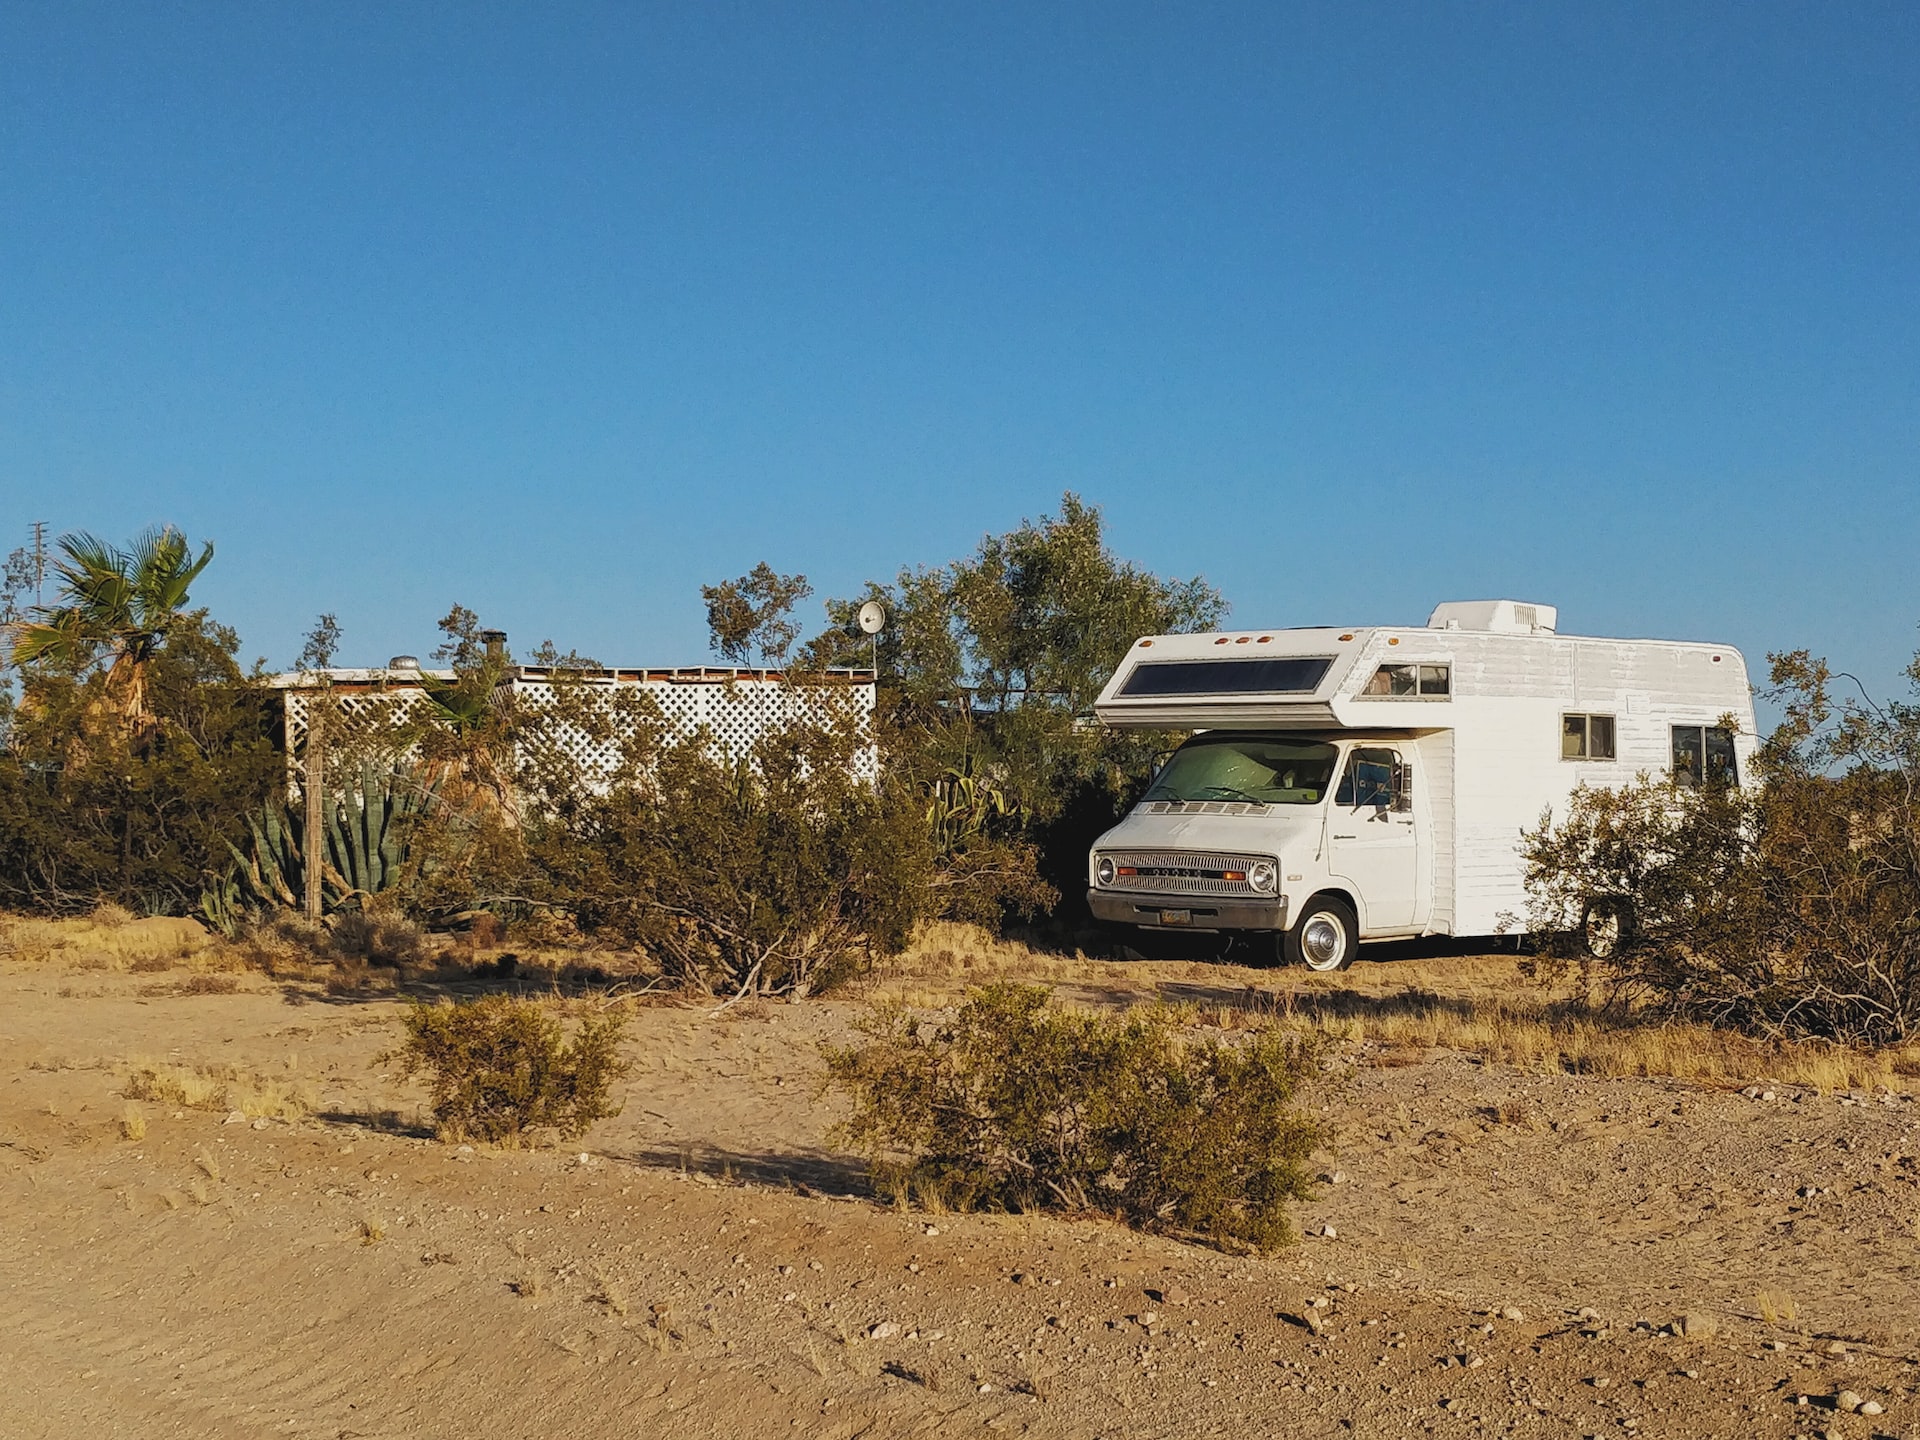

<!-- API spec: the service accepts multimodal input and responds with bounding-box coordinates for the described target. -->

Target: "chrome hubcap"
[1302,915,1345,968]
[1586,910,1621,958]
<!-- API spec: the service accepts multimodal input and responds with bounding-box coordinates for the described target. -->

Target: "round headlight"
[1247,860,1277,894]
[1096,856,1116,886]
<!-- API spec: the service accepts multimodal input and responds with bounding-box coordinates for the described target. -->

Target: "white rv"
[1086,600,1756,970]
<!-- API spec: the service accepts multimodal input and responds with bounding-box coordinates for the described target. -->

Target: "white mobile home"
[1086,600,1755,970]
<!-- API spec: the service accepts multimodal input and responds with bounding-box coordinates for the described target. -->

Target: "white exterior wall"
[1338,630,1754,935]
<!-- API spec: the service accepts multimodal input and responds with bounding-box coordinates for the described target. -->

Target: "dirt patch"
[3,928,1918,1438]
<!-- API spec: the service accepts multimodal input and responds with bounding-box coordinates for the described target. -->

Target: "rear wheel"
[1580,897,1633,959]
[1285,896,1359,972]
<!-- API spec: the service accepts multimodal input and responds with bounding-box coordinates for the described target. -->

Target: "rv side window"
[1671,725,1738,788]
[1361,662,1450,697]
[1562,713,1617,760]
[1335,748,1410,811]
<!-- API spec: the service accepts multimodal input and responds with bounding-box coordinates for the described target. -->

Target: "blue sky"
[3,3,1916,696]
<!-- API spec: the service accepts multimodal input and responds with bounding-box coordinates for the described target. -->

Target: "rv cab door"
[1328,747,1417,933]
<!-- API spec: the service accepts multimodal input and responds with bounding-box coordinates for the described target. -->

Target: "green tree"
[804,494,1226,927]
[9,526,215,740]
[0,608,279,914]
[703,562,814,667]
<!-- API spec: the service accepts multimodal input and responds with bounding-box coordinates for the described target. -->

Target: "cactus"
[199,869,247,938]
[206,764,440,923]
[925,764,1024,856]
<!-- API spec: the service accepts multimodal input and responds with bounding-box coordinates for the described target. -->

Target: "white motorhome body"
[1086,600,1755,967]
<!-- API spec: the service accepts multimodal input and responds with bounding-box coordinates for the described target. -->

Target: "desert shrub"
[824,984,1326,1252]
[391,995,630,1143]
[1523,644,1920,1045]
[329,909,427,967]
[526,718,936,998]
[0,612,280,916]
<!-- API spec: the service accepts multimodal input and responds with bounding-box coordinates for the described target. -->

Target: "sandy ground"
[5,924,1920,1439]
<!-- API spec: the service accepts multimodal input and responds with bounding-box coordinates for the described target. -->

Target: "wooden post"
[303,696,325,921]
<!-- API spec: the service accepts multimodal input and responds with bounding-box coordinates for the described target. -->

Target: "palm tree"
[9,526,215,736]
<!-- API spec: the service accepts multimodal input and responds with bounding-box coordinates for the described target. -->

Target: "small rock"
[1441,1398,1463,1413]
[1857,1399,1883,1416]
[1501,1306,1526,1323]
[1319,1224,1338,1240]
[923,1225,940,1236]
[1762,1090,1778,1102]
[1836,1391,1863,1413]
[1136,1311,1160,1328]
[868,1322,900,1341]
[976,1383,993,1394]
[223,1111,246,1125]
[1589,1377,1611,1389]
[251,1117,270,1130]
[1156,1285,1191,1307]
[1301,1310,1323,1336]
[1826,1340,1849,1357]
[1576,1307,1601,1322]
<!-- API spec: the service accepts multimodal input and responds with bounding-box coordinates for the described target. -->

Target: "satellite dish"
[857,600,887,635]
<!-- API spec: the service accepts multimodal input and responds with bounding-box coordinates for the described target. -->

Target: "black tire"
[1284,895,1359,973]
[1579,897,1633,959]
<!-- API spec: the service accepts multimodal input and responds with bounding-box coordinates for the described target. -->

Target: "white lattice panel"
[511,676,877,787]
[280,672,877,795]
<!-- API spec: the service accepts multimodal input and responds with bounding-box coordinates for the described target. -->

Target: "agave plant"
[199,762,440,931]
[925,763,1025,856]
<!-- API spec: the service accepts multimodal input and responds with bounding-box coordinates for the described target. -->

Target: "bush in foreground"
[824,984,1325,1252]
[392,995,629,1143]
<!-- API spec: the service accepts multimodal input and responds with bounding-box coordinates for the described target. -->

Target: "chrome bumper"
[1087,888,1289,932]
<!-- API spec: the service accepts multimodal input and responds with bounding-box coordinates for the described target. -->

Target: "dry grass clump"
[123,1061,314,1119]
[882,927,1919,1090]
[1275,990,1913,1091]
[119,1104,146,1141]
[0,912,219,972]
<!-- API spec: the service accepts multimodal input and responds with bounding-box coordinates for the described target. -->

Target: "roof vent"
[1425,600,1557,635]
[388,655,421,671]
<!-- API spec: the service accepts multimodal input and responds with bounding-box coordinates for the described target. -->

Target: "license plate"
[1158,909,1191,927]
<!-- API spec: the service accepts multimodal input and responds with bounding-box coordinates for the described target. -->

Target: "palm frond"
[10,610,95,669]
[129,526,213,631]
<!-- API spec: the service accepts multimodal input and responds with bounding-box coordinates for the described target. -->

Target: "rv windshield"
[1142,735,1339,807]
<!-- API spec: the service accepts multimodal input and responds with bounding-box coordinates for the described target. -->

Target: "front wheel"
[1284,896,1359,972]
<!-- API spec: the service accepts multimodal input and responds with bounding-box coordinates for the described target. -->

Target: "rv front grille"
[1096,850,1273,897]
